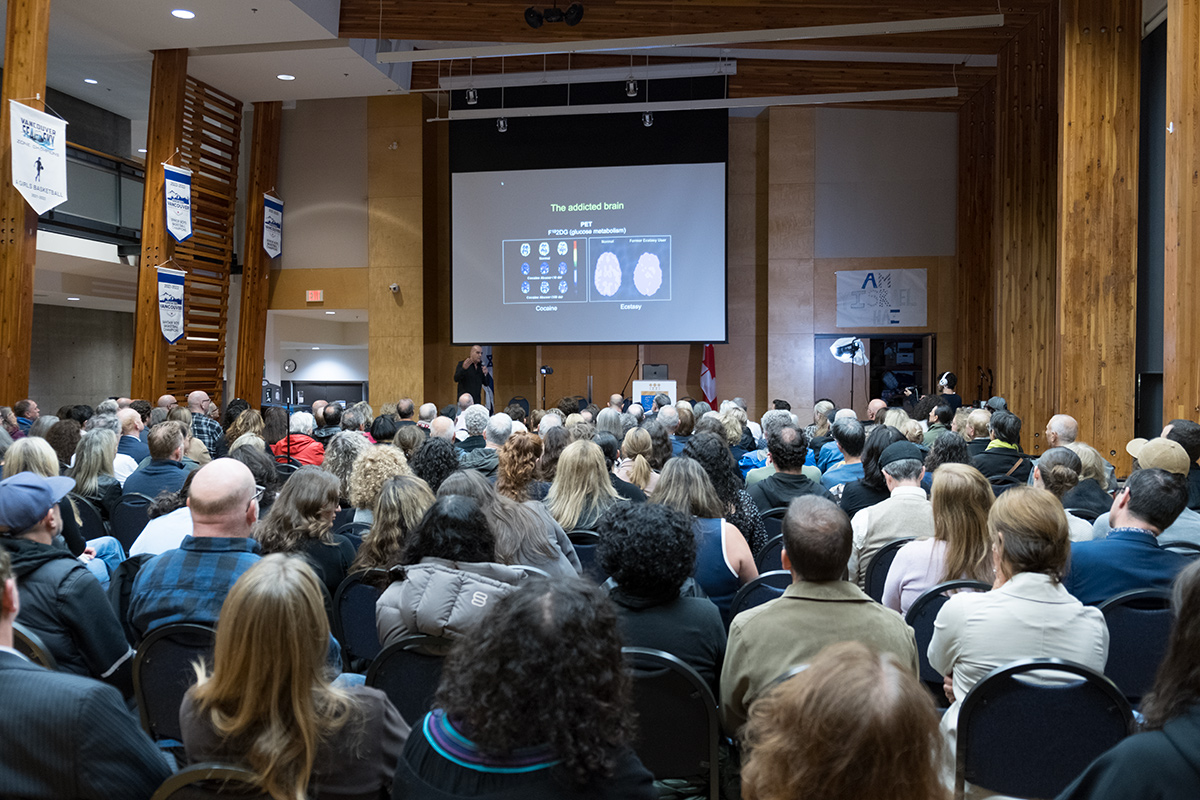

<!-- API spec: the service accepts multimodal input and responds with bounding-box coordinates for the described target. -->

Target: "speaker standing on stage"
[455,344,491,405]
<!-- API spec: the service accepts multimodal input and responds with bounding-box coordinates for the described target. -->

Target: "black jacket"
[973,446,1033,484]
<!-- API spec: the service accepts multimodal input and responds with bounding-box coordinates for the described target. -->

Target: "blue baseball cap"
[0,472,75,535]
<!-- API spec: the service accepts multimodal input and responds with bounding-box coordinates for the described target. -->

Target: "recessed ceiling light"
[137,148,147,153]
[171,9,195,19]
[312,346,320,350]
[67,297,80,301]
[325,311,336,315]
[277,74,296,81]
[84,78,98,85]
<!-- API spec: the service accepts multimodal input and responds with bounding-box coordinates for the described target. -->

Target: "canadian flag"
[700,344,717,406]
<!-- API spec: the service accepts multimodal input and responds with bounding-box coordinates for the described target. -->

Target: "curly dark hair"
[861,424,906,491]
[44,419,83,466]
[641,419,672,470]
[397,494,495,568]
[925,431,971,474]
[681,431,742,509]
[222,397,251,432]
[409,437,460,494]
[597,502,695,597]
[436,578,636,785]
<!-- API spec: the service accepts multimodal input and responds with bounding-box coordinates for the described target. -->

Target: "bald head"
[609,394,624,410]
[867,399,887,418]
[1045,414,1079,447]
[419,402,438,422]
[117,407,143,435]
[458,393,473,411]
[430,416,456,440]
[186,391,210,413]
[187,458,257,535]
[157,394,178,410]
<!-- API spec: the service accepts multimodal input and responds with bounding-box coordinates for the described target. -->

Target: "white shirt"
[112,453,139,487]
[129,507,193,556]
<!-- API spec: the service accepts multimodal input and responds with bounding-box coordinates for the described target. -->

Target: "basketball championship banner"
[157,267,187,344]
[9,100,68,215]
[263,194,283,258]
[163,164,192,242]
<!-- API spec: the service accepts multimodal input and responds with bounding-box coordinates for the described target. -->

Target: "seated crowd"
[0,376,1198,800]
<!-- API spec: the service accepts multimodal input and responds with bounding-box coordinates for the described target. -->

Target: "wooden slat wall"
[993,7,1058,454]
[131,49,188,401]
[234,101,282,409]
[167,77,243,407]
[956,79,997,407]
[1056,0,1139,472]
[0,0,50,401]
[1163,0,1200,422]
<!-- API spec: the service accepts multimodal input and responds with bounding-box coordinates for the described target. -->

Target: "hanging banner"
[157,267,187,344]
[263,194,283,258]
[700,344,717,406]
[835,268,927,328]
[163,164,192,242]
[8,100,68,215]
[482,346,495,412]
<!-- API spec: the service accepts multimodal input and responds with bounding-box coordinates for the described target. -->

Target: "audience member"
[1163,418,1200,510]
[347,446,412,526]
[116,407,149,462]
[597,502,725,694]
[167,407,212,466]
[924,403,954,447]
[182,555,406,800]
[156,394,178,411]
[839,424,906,519]
[815,409,859,472]
[12,399,39,433]
[930,486,1107,791]
[0,547,171,798]
[820,417,866,493]
[123,421,190,499]
[883,463,994,614]
[272,411,325,466]
[613,427,659,496]
[409,437,460,494]
[1061,441,1117,516]
[460,412,511,478]
[256,467,355,600]
[1032,447,1094,541]
[43,418,81,472]
[594,432,647,503]
[3,437,89,561]
[186,390,226,457]
[323,430,372,506]
[641,418,673,470]
[26,413,59,439]
[262,405,288,446]
[720,496,918,736]
[369,414,400,445]
[349,475,435,588]
[849,440,935,589]
[456,404,489,453]
[545,440,623,531]
[963,408,993,457]
[313,403,342,444]
[682,432,769,556]
[496,431,550,502]
[741,641,948,800]
[0,406,25,442]
[129,470,196,556]
[973,410,1032,485]
[747,426,833,512]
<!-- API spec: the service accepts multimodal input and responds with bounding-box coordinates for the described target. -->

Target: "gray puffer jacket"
[375,557,525,651]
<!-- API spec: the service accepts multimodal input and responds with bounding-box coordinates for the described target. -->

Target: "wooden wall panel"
[0,0,50,401]
[1057,0,1139,471]
[235,101,282,408]
[1164,0,1200,422]
[956,79,997,408]
[994,8,1058,454]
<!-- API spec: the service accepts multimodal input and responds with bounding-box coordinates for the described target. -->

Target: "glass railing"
[39,143,144,246]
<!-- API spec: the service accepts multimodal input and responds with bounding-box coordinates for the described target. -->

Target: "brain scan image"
[538,242,550,257]
[558,280,568,294]
[520,243,531,257]
[521,280,530,294]
[540,281,550,294]
[540,262,549,275]
[633,252,663,297]
[557,241,568,256]
[594,252,622,297]
[558,262,567,275]
[521,262,530,276]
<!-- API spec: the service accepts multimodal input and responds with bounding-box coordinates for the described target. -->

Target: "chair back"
[111,493,154,551]
[1097,588,1173,705]
[864,537,915,603]
[1164,540,1200,557]
[274,461,300,482]
[333,520,371,550]
[366,634,451,726]
[332,572,385,670]
[728,570,792,620]
[108,553,155,644]
[133,623,217,743]
[1065,507,1101,522]
[956,658,1133,800]
[567,529,606,583]
[760,505,786,540]
[150,763,264,800]
[755,534,784,572]
[624,647,719,799]
[13,621,57,670]
[905,580,991,699]
[70,493,109,541]
[506,396,531,416]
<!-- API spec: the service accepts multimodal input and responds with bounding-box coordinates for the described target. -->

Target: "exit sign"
[306,290,324,302]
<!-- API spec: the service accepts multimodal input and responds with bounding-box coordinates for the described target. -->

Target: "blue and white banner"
[157,267,187,344]
[163,164,192,242]
[9,100,68,215]
[482,346,495,412]
[263,194,283,258]
[836,268,927,328]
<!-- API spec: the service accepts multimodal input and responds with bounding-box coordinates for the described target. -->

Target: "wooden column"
[1057,0,1140,472]
[1164,0,1200,422]
[234,101,282,409]
[130,49,188,401]
[0,0,51,401]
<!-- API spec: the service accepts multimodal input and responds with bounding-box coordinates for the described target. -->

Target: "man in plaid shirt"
[187,390,227,458]
[128,458,261,639]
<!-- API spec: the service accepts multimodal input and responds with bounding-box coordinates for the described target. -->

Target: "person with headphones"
[937,371,963,411]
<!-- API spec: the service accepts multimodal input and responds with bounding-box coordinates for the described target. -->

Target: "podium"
[632,380,677,411]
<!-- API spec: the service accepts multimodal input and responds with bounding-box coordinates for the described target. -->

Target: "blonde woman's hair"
[255,467,340,554]
[227,409,265,444]
[931,464,994,584]
[347,446,413,510]
[3,436,59,479]
[812,401,834,438]
[651,457,723,519]
[351,475,435,580]
[620,428,654,490]
[719,405,747,446]
[229,433,267,453]
[68,429,118,497]
[1063,441,1106,485]
[188,555,359,800]
[904,419,924,444]
[545,439,618,530]
[884,408,912,433]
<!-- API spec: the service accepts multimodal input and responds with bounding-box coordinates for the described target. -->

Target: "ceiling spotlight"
[276,74,296,81]
[625,78,638,98]
[171,8,195,18]
[543,5,564,23]
[465,87,479,105]
[525,3,582,28]
[642,111,654,127]
[524,7,543,28]
[564,3,584,25]
[83,78,98,85]
[497,117,508,133]
[137,148,147,154]
[67,296,80,301]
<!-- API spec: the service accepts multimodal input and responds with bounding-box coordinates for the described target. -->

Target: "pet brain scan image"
[633,252,663,296]
[594,251,622,297]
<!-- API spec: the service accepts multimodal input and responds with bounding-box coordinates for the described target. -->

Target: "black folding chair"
[1163,540,1200,557]
[905,580,991,703]
[332,572,384,672]
[754,534,784,572]
[133,623,217,745]
[366,634,451,727]
[1097,588,1173,705]
[864,537,915,603]
[13,621,57,670]
[150,763,264,800]
[567,529,606,583]
[333,520,371,550]
[70,493,109,541]
[274,461,300,482]
[507,396,531,416]
[624,647,719,800]
[728,570,791,620]
[111,493,154,552]
[760,506,787,543]
[955,658,1133,800]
